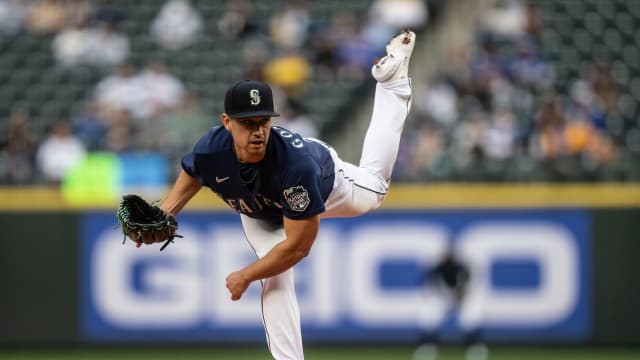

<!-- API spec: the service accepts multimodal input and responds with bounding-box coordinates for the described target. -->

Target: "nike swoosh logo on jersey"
[216,176,230,183]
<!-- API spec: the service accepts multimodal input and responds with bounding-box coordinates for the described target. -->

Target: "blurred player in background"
[415,248,487,360]
[136,30,416,359]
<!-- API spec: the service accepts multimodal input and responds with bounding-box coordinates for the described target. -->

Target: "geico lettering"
[457,223,578,326]
[93,227,202,327]
[346,221,578,329]
[89,219,581,331]
[348,223,449,326]
[91,225,336,328]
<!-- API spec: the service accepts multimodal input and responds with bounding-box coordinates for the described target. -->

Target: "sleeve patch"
[283,186,310,212]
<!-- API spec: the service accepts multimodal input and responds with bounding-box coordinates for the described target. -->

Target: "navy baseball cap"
[224,80,280,119]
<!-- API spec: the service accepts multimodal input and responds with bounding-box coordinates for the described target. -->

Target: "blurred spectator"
[25,0,69,35]
[54,11,128,68]
[509,37,553,90]
[330,11,373,80]
[308,26,340,82]
[369,0,427,32]
[132,60,187,150]
[36,120,86,184]
[72,101,108,151]
[88,21,130,67]
[272,99,318,138]
[566,79,607,130]
[451,110,490,173]
[104,108,133,153]
[94,63,146,118]
[527,92,613,180]
[362,12,395,53]
[269,0,311,50]
[591,60,621,115]
[263,50,312,97]
[240,37,269,81]
[564,120,593,156]
[0,0,27,36]
[157,91,211,160]
[52,17,94,67]
[482,106,517,159]
[414,80,458,128]
[307,6,385,83]
[94,61,185,123]
[136,60,186,119]
[530,93,569,160]
[362,0,430,57]
[0,106,38,184]
[482,0,526,40]
[217,0,257,41]
[468,35,509,110]
[395,121,448,181]
[151,0,202,51]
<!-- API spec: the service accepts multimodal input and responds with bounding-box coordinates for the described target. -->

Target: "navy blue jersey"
[182,126,335,225]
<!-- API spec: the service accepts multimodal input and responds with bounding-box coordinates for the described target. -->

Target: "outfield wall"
[1,185,639,345]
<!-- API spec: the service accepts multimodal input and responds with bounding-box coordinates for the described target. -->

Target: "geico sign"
[89,220,580,330]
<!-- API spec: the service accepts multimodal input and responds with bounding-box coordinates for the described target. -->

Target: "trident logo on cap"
[249,89,261,106]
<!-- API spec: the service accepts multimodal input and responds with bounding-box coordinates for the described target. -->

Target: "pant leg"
[322,78,412,218]
[261,269,304,360]
[358,78,412,186]
[240,215,304,360]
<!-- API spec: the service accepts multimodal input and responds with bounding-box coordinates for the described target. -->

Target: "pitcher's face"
[222,113,271,163]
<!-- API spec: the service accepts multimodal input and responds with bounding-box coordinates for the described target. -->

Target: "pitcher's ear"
[222,113,232,131]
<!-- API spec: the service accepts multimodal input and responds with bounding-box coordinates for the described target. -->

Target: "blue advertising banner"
[81,209,590,343]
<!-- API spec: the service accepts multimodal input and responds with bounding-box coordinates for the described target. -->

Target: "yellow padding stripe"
[0,184,639,211]
[380,183,640,209]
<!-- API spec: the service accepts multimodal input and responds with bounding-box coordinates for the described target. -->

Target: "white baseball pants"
[323,78,412,218]
[240,78,412,359]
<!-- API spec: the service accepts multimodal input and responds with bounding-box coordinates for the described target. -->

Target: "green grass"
[0,346,639,360]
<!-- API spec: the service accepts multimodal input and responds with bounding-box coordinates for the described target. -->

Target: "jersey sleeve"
[181,152,203,183]
[280,157,326,219]
[180,130,212,184]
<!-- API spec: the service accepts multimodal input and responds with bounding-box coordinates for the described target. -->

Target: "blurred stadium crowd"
[0,0,639,185]
[396,0,640,182]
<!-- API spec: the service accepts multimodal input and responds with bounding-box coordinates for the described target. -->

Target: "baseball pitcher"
[120,30,416,359]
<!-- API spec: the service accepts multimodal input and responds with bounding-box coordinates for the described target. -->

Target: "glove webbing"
[117,196,183,251]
